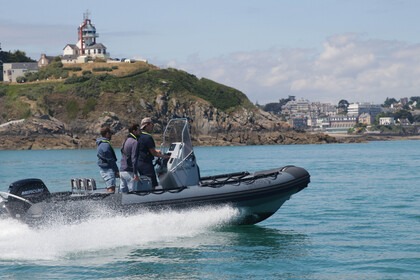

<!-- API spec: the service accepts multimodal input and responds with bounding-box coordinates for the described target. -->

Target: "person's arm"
[131,140,139,179]
[147,136,169,158]
[133,141,140,180]
[148,147,167,158]
[105,143,119,174]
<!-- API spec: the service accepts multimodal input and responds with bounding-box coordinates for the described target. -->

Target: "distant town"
[1,11,420,136]
[259,95,420,135]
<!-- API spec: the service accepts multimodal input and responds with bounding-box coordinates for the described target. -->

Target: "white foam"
[0,205,239,261]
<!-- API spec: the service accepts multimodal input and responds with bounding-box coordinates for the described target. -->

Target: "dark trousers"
[137,161,158,187]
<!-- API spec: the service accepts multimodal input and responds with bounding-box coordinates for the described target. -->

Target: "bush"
[16,76,27,83]
[92,67,113,72]
[0,85,7,97]
[82,97,97,116]
[64,75,91,84]
[63,67,82,71]
[65,99,79,119]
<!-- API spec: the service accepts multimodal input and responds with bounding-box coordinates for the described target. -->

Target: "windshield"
[161,118,193,156]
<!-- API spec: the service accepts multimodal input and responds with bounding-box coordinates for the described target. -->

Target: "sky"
[1,0,420,105]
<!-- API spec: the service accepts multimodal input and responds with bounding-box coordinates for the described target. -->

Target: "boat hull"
[2,166,310,226]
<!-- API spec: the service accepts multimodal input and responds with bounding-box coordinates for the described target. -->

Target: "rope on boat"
[200,170,280,188]
[129,170,280,194]
[130,186,188,196]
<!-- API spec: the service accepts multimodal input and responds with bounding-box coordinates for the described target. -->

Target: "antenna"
[83,9,91,20]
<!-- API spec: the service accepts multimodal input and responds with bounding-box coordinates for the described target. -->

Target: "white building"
[379,117,395,125]
[282,98,311,116]
[2,63,38,82]
[62,11,109,63]
[347,103,382,118]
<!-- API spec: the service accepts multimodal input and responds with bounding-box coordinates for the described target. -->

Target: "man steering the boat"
[135,117,169,188]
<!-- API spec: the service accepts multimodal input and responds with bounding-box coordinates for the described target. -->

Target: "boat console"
[157,119,200,189]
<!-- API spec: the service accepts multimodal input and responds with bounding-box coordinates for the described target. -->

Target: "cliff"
[0,62,344,150]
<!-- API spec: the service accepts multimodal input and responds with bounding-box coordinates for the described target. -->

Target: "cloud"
[174,34,420,105]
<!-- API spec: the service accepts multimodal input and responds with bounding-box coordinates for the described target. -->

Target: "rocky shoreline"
[0,128,345,150]
[2,116,419,151]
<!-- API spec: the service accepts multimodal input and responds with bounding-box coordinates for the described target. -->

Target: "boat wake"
[0,205,240,261]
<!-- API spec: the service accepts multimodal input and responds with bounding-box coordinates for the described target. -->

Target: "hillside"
[0,62,340,149]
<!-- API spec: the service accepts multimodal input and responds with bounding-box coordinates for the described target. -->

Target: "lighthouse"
[77,10,98,55]
[62,10,109,63]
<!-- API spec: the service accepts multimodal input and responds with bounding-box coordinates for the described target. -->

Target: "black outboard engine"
[5,178,51,218]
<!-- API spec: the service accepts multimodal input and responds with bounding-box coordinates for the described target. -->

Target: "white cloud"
[175,34,420,105]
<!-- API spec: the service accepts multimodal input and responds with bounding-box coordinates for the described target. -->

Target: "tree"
[263,102,283,114]
[383,97,398,107]
[337,99,349,114]
[409,96,420,109]
[261,97,292,114]
[394,109,414,123]
[0,50,34,63]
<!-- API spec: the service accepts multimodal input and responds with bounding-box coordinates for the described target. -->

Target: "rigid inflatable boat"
[0,118,310,225]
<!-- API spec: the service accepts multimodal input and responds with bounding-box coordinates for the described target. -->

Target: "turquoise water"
[0,141,419,279]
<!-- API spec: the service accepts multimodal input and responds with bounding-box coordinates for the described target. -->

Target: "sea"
[0,140,419,279]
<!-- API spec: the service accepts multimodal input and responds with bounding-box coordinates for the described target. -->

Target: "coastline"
[1,132,419,151]
[326,133,420,142]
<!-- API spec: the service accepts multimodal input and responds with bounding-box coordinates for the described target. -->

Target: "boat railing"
[71,178,97,194]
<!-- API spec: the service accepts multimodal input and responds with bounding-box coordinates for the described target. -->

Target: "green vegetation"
[119,68,252,111]
[83,97,97,116]
[0,84,6,98]
[21,58,69,82]
[261,97,293,114]
[1,91,32,119]
[0,50,35,63]
[0,63,253,125]
[92,67,113,72]
[65,99,80,119]
[63,66,82,72]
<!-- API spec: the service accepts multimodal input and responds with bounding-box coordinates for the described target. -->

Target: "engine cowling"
[6,178,51,218]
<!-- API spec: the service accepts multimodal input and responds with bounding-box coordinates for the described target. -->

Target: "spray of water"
[0,205,240,261]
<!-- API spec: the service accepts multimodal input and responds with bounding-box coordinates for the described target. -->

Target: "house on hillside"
[358,113,373,125]
[38,53,57,67]
[2,62,38,82]
[379,117,395,126]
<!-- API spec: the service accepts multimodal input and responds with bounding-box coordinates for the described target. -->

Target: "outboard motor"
[5,178,51,218]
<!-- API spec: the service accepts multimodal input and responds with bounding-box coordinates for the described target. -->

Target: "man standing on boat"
[135,117,168,188]
[96,126,119,193]
[119,123,141,193]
